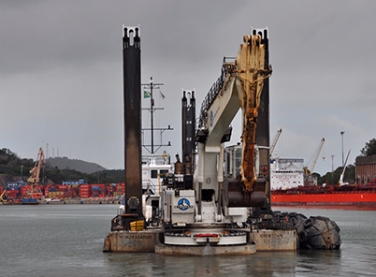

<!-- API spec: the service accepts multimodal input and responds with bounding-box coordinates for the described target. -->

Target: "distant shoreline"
[0,197,122,206]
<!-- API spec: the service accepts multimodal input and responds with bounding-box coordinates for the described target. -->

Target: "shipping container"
[80,184,91,189]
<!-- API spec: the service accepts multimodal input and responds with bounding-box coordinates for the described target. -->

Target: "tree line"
[2,138,376,187]
[0,148,125,186]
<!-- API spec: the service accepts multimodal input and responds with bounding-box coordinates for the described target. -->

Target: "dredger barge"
[103,26,341,255]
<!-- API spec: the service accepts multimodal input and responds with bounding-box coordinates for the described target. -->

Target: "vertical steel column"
[254,28,271,205]
[182,90,196,174]
[123,26,143,216]
[181,91,187,170]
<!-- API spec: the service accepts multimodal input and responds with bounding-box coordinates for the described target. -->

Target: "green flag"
[144,91,151,98]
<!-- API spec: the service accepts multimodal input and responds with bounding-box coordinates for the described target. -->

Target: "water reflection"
[104,251,299,277]
[296,249,342,276]
[2,205,374,277]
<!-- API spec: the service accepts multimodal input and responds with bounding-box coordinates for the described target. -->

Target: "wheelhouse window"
[151,170,158,178]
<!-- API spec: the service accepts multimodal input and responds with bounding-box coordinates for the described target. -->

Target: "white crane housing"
[160,29,272,246]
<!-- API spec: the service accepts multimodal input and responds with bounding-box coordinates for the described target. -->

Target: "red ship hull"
[271,185,376,209]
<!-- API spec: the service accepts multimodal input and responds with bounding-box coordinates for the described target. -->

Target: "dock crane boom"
[270,128,282,156]
[310,138,325,174]
[27,147,46,184]
[304,138,325,175]
[339,149,351,186]
[0,189,7,203]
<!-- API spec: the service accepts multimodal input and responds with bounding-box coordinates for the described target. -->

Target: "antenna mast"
[141,77,172,155]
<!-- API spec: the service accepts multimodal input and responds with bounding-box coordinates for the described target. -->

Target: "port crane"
[270,128,282,157]
[304,138,325,176]
[25,147,46,200]
[302,138,325,186]
[339,149,351,186]
[160,28,272,246]
[0,189,7,203]
[27,147,46,184]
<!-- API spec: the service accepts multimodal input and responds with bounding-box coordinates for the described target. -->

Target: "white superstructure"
[270,157,304,190]
[142,156,173,195]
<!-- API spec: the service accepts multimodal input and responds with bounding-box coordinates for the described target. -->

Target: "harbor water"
[1,204,375,277]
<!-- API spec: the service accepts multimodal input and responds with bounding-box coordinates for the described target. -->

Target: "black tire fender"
[331,220,341,232]
[316,215,329,221]
[303,218,314,228]
[299,230,308,243]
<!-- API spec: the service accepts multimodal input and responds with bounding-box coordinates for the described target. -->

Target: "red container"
[58,185,69,191]
[64,191,73,198]
[79,192,91,198]
[80,184,91,189]
[6,190,18,199]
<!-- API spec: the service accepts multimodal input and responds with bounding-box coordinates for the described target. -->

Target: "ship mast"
[141,77,172,157]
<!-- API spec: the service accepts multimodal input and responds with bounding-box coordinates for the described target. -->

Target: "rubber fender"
[301,216,341,250]
[303,218,314,228]
[297,213,307,219]
[298,230,308,244]
[331,220,341,232]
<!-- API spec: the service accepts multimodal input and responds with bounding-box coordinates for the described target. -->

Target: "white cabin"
[270,157,304,190]
[142,156,173,195]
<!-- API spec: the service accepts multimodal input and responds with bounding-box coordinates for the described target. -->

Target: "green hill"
[47,157,106,174]
[0,148,124,186]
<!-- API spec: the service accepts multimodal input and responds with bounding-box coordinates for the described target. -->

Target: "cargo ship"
[270,153,376,209]
[271,184,376,209]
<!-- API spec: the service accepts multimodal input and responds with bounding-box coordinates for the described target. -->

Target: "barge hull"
[103,229,297,255]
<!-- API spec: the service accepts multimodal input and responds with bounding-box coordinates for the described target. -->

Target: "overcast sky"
[1,1,375,176]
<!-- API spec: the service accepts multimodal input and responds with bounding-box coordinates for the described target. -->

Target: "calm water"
[0,204,375,277]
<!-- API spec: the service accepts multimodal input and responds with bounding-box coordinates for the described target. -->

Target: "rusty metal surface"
[236,34,272,191]
[103,230,157,253]
[223,178,266,207]
[250,230,297,251]
[103,229,297,253]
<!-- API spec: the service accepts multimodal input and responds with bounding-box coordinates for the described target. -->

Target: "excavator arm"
[199,33,272,191]
[237,34,272,190]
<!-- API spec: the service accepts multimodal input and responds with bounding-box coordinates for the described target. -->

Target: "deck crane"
[160,28,272,247]
[270,128,282,157]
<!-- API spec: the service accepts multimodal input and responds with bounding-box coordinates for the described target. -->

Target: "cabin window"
[160,170,169,175]
[151,170,158,178]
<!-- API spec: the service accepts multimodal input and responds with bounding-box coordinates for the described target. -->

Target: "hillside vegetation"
[47,157,106,174]
[2,138,371,187]
[0,148,124,187]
